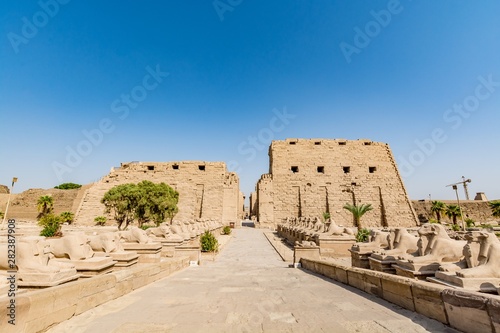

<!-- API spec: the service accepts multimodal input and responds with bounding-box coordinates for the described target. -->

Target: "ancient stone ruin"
[252,138,418,229]
[74,161,244,226]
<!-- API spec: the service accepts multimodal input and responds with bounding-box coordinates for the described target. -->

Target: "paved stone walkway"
[48,228,457,333]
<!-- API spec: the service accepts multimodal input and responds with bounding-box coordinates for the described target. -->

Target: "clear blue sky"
[1,1,499,202]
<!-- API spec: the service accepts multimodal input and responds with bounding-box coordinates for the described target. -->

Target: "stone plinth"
[368,255,397,274]
[53,257,116,278]
[428,271,500,293]
[122,243,162,263]
[17,269,80,288]
[175,246,201,264]
[393,260,441,280]
[318,236,356,257]
[349,248,374,269]
[294,247,320,264]
[108,251,139,269]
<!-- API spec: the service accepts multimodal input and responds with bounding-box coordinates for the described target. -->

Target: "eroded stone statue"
[118,226,153,244]
[407,224,466,264]
[456,231,500,278]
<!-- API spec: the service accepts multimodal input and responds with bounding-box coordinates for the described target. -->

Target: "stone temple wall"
[74,161,240,226]
[255,138,419,229]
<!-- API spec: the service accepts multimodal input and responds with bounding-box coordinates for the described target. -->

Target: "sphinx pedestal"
[427,271,500,293]
[122,243,163,263]
[318,236,356,257]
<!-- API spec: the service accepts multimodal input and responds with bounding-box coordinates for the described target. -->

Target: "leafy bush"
[59,211,74,224]
[428,218,438,224]
[38,214,62,237]
[465,218,475,228]
[355,228,371,243]
[54,183,82,190]
[481,224,493,230]
[451,224,460,231]
[200,230,219,252]
[322,212,331,221]
[140,224,154,230]
[94,216,107,226]
[222,226,231,235]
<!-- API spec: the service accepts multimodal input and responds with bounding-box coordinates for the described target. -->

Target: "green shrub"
[451,224,460,231]
[38,214,62,237]
[465,218,475,228]
[140,224,154,230]
[428,218,438,224]
[222,226,231,235]
[322,212,331,221]
[94,216,107,226]
[355,228,371,243]
[481,224,493,230]
[54,183,82,190]
[200,230,219,252]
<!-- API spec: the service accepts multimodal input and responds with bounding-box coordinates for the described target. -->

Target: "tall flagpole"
[1,177,18,230]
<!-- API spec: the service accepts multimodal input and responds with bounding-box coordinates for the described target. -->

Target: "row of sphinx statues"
[0,219,223,289]
[350,223,500,294]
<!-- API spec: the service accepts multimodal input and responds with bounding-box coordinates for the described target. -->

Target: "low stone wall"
[301,259,500,333]
[0,257,189,333]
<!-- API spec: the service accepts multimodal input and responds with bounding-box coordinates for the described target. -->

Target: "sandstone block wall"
[74,161,240,226]
[412,200,498,224]
[256,138,418,228]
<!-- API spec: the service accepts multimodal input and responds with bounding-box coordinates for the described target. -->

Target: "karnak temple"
[1,138,500,333]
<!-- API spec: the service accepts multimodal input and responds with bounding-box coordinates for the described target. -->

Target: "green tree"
[101,183,140,230]
[59,211,75,224]
[445,204,462,225]
[489,200,500,218]
[430,201,445,223]
[101,181,179,230]
[37,195,54,219]
[54,183,82,190]
[135,181,179,227]
[343,203,373,228]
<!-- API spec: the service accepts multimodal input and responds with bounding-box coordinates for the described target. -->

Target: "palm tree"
[430,201,445,223]
[489,201,500,218]
[343,203,373,228]
[445,204,461,225]
[37,195,54,219]
[59,211,74,224]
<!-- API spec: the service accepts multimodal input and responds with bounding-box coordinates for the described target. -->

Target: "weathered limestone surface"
[255,139,418,229]
[73,161,240,226]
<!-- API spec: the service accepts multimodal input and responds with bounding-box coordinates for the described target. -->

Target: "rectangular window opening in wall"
[172,165,179,170]
[364,142,372,145]
[199,165,206,171]
[351,182,357,186]
[289,141,296,145]
[343,166,350,173]
[147,166,154,171]
[339,142,347,146]
[291,166,299,173]
[369,166,377,173]
[314,141,321,145]
[317,166,324,173]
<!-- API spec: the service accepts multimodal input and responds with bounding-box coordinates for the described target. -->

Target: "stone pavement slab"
[47,228,458,333]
